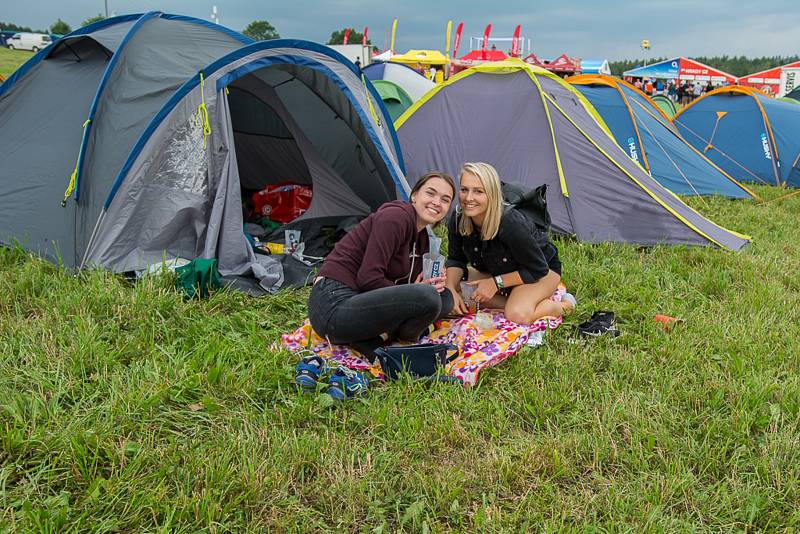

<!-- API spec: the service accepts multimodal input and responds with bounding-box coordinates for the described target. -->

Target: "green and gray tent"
[0,13,407,281]
[396,59,749,250]
[373,80,414,122]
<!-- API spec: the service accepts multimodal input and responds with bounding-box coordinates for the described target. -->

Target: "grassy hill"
[1,185,800,531]
[0,47,33,79]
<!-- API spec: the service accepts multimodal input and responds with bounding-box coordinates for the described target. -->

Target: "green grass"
[0,47,33,79]
[2,185,800,532]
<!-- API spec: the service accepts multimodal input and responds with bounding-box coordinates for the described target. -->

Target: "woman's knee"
[412,284,443,315]
[505,303,534,325]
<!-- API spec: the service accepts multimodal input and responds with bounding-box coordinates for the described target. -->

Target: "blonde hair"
[458,162,503,240]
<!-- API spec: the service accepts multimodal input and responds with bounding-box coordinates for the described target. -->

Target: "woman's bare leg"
[503,270,564,325]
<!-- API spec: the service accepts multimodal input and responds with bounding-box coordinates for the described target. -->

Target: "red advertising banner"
[362,27,368,46]
[511,24,521,58]
[452,22,463,58]
[343,28,350,45]
[481,24,492,60]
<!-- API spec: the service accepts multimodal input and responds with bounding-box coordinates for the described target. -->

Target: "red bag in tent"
[251,183,313,223]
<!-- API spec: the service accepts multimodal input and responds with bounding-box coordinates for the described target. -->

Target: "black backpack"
[501,182,551,232]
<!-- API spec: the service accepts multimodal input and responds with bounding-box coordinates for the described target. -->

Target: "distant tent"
[363,61,434,101]
[786,86,800,101]
[738,61,800,95]
[0,14,407,275]
[581,59,611,75]
[568,74,753,198]
[0,74,5,84]
[396,59,749,250]
[372,80,413,121]
[624,57,736,85]
[391,49,450,68]
[673,86,800,188]
[651,94,677,118]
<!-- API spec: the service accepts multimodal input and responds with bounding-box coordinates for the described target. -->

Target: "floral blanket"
[281,285,566,386]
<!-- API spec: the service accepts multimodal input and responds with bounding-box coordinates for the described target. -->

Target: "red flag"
[511,25,521,57]
[481,24,492,60]
[452,22,464,58]
[362,26,368,46]
[343,28,350,45]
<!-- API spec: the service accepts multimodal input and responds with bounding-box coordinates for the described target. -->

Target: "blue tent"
[569,75,754,198]
[786,86,800,101]
[581,59,610,75]
[673,86,800,187]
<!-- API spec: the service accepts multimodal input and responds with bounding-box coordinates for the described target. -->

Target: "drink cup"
[475,311,493,332]
[422,253,443,280]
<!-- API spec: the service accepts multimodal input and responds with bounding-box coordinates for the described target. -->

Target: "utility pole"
[104,0,108,18]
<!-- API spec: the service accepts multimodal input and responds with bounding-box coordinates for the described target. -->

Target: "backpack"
[501,182,551,231]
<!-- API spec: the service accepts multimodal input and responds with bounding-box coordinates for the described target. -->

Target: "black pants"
[308,278,453,353]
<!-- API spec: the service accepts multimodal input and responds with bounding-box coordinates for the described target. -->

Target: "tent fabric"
[651,95,677,118]
[0,15,408,278]
[567,74,753,198]
[372,80,414,122]
[673,86,800,188]
[581,59,611,75]
[786,87,800,101]
[363,61,435,101]
[395,59,749,250]
[391,49,450,66]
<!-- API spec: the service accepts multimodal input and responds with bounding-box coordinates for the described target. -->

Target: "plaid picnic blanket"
[281,285,566,386]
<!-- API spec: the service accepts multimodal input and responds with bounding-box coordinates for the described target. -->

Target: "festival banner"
[445,20,452,55]
[511,24,521,57]
[362,27,368,46]
[453,22,463,58]
[481,24,492,60]
[390,19,398,52]
[343,28,350,45]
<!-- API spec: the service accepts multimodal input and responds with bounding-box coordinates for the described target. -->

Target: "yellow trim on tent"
[542,91,751,246]
[673,85,781,185]
[391,49,450,67]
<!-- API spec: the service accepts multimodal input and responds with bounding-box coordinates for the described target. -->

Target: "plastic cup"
[422,253,443,280]
[429,235,442,255]
[459,281,475,303]
[475,311,493,332]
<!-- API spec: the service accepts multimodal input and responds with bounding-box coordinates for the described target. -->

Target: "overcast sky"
[5,0,800,60]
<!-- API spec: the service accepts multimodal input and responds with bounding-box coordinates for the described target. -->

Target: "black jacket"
[446,209,560,283]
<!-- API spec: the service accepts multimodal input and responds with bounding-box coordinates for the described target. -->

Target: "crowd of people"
[629,77,722,105]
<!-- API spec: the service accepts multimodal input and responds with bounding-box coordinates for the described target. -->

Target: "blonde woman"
[445,162,575,324]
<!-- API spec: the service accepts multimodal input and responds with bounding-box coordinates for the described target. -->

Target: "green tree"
[242,20,279,41]
[327,28,370,46]
[80,15,105,28]
[0,22,34,32]
[50,19,72,35]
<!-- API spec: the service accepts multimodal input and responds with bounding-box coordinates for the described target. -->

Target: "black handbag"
[374,343,459,381]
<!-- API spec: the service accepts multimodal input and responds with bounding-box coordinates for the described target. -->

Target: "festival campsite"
[1,7,800,531]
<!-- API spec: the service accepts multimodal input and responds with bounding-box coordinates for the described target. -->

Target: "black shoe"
[573,311,619,338]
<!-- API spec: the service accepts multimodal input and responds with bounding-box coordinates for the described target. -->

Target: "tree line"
[610,55,800,77]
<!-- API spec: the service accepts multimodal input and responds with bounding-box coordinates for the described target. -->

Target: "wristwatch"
[494,275,504,289]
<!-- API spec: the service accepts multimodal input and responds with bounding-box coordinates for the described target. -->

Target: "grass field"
[0,47,33,79]
[1,185,800,532]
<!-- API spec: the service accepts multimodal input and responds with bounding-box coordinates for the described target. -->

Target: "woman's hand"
[450,286,469,315]
[416,273,447,293]
[468,278,498,304]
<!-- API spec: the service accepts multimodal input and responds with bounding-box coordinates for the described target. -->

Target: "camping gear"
[502,182,551,231]
[175,258,222,299]
[251,183,312,223]
[372,80,415,122]
[568,74,754,199]
[281,284,568,386]
[396,59,749,250]
[673,86,800,188]
[0,14,407,285]
[363,61,435,102]
[374,343,459,380]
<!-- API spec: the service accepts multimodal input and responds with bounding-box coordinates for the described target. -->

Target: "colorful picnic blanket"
[281,285,566,386]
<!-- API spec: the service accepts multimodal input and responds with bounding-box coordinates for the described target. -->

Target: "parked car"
[6,32,52,52]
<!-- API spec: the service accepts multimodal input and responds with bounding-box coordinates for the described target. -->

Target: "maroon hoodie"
[318,201,429,292]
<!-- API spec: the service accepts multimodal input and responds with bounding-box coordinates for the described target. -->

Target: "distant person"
[655,79,664,95]
[354,57,362,70]
[705,81,714,94]
[634,78,643,90]
[644,79,654,95]
[693,82,703,100]
[668,81,677,102]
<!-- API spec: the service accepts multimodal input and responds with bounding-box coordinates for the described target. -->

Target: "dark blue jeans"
[308,278,454,350]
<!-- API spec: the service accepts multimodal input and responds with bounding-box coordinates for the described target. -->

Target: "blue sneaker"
[295,355,326,392]
[327,366,369,401]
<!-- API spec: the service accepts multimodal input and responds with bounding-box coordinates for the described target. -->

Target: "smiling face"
[458,172,489,225]
[410,176,454,228]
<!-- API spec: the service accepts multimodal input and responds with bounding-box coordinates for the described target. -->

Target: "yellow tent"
[391,49,450,67]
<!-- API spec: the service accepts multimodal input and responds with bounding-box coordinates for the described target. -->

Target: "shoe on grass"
[327,365,369,401]
[561,293,577,315]
[295,354,327,392]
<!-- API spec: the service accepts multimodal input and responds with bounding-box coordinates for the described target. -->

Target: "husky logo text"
[626,137,639,163]
[760,133,772,160]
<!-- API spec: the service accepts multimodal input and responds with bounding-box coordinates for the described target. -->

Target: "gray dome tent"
[0,13,407,281]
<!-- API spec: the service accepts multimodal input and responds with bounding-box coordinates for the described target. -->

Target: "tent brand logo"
[626,137,639,163]
[760,133,772,160]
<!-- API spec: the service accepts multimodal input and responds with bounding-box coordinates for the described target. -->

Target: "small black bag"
[374,343,459,381]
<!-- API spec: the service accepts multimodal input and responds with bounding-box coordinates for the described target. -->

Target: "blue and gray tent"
[673,86,800,188]
[0,12,406,280]
[786,86,800,101]
[568,74,754,199]
[363,61,435,102]
[396,59,749,250]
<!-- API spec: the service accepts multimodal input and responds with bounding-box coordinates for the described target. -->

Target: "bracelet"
[494,275,504,289]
